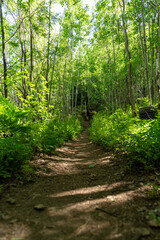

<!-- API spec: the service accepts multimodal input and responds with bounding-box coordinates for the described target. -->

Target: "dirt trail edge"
[0,122,160,240]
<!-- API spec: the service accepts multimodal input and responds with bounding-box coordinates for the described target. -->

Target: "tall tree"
[119,0,136,115]
[46,0,52,102]
[29,0,33,84]
[0,0,7,98]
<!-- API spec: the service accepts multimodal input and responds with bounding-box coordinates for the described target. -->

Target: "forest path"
[0,122,160,240]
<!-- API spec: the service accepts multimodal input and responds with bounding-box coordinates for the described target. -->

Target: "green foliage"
[0,97,32,178]
[147,207,160,223]
[0,137,31,178]
[89,109,160,169]
[41,116,83,153]
[146,184,160,199]
[11,239,24,240]
[0,96,30,136]
[88,165,95,168]
[89,109,134,150]
[125,117,160,169]
[137,97,151,107]
[0,96,82,178]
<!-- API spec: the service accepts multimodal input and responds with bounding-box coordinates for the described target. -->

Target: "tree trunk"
[75,80,78,114]
[112,33,118,109]
[156,2,160,100]
[120,0,136,115]
[84,85,90,120]
[48,23,62,107]
[141,0,150,99]
[46,0,52,102]
[150,17,156,102]
[62,54,68,116]
[18,9,27,99]
[71,76,74,114]
[29,3,33,84]
[0,0,7,98]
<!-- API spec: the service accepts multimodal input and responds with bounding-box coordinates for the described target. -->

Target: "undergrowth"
[40,116,83,153]
[0,96,83,178]
[89,108,160,169]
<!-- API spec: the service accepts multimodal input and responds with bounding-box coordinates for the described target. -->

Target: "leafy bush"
[0,96,30,137]
[89,109,160,169]
[125,117,160,169]
[0,97,32,178]
[0,137,31,178]
[89,109,135,150]
[0,96,83,178]
[41,116,83,153]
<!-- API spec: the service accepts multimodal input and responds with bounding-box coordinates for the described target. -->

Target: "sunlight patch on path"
[48,193,131,216]
[50,182,130,198]
[48,185,149,217]
[50,185,109,197]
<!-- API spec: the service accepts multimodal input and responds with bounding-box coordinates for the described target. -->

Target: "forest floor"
[0,122,160,240]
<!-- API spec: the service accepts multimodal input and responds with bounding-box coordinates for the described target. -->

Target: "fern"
[0,96,30,136]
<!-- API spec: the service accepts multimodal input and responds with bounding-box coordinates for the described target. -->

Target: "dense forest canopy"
[0,0,159,114]
[0,0,160,176]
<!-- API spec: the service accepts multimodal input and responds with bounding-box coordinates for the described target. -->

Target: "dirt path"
[0,123,160,240]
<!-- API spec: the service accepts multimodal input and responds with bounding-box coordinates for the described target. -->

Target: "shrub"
[0,97,32,178]
[125,117,160,169]
[41,116,83,153]
[89,109,134,150]
[0,137,31,178]
[89,109,160,169]
[0,96,83,178]
[0,96,30,137]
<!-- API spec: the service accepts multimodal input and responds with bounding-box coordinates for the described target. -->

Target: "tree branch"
[0,3,43,46]
[148,1,159,12]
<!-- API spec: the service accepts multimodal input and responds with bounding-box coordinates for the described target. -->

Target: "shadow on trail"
[0,124,160,240]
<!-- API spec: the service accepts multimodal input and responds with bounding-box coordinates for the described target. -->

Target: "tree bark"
[156,1,160,100]
[46,0,52,102]
[84,85,90,120]
[119,0,136,115]
[150,17,156,102]
[29,3,33,84]
[18,9,27,99]
[62,54,68,116]
[141,0,150,99]
[0,0,7,98]
[48,19,63,107]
